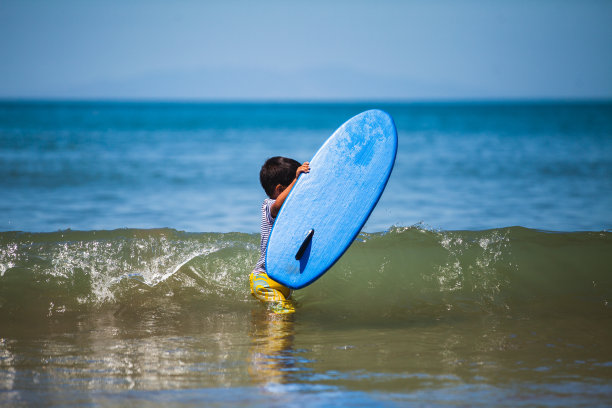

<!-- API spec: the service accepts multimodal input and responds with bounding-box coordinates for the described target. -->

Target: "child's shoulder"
[261,198,276,222]
[261,198,276,213]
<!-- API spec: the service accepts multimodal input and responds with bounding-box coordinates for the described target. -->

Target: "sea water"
[0,102,611,406]
[1,101,611,232]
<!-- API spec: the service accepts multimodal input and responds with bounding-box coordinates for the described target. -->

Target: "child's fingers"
[297,166,309,177]
[297,162,310,177]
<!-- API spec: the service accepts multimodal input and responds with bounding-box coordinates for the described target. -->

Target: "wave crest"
[0,227,610,321]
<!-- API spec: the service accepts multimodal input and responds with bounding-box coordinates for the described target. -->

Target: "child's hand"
[297,162,310,178]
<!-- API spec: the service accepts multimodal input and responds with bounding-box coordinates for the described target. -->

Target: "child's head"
[260,156,301,198]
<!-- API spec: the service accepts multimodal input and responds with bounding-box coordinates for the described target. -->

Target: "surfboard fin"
[295,229,314,260]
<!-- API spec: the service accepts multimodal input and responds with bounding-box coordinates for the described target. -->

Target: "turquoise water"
[1,101,611,232]
[1,102,611,406]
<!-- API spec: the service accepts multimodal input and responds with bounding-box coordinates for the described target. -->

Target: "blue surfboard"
[266,109,398,289]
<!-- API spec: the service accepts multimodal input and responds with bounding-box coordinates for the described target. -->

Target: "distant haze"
[1,0,611,100]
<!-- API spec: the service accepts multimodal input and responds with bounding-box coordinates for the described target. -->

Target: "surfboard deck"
[266,109,397,290]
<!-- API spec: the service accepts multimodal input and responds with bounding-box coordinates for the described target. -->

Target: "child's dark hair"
[260,156,301,197]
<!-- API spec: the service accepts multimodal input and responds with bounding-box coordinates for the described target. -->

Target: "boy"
[251,157,310,310]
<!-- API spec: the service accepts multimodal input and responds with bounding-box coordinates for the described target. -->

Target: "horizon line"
[1,96,611,105]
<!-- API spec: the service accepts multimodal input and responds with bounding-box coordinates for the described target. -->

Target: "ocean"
[1,101,611,406]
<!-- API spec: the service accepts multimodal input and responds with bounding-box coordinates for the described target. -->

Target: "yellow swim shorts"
[249,270,292,302]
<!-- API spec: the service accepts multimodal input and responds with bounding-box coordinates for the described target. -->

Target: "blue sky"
[1,0,611,100]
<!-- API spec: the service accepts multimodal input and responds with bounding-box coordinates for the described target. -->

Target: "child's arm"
[270,162,310,218]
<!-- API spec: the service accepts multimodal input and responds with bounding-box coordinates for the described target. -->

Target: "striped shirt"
[254,198,275,273]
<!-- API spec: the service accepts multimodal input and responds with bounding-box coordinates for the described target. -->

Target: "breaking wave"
[0,227,610,322]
